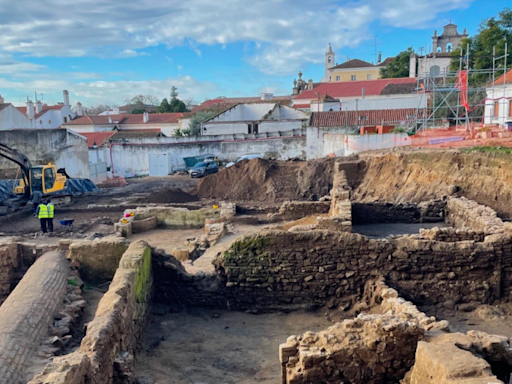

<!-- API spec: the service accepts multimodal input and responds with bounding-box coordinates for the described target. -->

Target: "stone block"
[131,216,157,234]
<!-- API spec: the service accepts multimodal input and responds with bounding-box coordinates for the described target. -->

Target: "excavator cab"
[14,164,67,197]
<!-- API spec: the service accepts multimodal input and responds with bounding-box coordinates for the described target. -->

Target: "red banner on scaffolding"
[457,70,469,110]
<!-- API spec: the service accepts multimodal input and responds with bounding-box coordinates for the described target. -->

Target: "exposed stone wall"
[280,313,424,384]
[0,238,56,304]
[447,196,505,234]
[219,230,511,309]
[131,216,157,234]
[134,206,215,229]
[68,236,129,283]
[419,227,486,242]
[352,200,445,225]
[316,166,352,231]
[267,201,330,222]
[0,251,69,384]
[29,240,153,384]
[152,248,226,308]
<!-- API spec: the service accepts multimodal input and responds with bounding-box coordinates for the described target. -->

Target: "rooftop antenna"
[35,92,38,102]
[374,35,377,64]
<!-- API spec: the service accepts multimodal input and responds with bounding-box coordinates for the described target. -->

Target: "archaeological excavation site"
[3,149,512,384]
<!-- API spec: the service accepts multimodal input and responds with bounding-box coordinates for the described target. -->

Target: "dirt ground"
[135,309,334,384]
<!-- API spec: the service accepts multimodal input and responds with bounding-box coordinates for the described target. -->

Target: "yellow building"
[322,44,392,83]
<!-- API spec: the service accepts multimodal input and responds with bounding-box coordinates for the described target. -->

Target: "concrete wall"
[306,126,353,160]
[204,120,304,136]
[29,241,153,384]
[0,129,90,178]
[323,132,412,157]
[110,135,306,177]
[340,95,426,111]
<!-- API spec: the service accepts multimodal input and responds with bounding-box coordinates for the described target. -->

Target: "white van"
[225,154,263,168]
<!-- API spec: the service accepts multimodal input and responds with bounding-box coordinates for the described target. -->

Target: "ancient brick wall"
[0,251,69,384]
[446,197,505,234]
[0,238,56,304]
[352,200,446,225]
[220,230,510,309]
[29,241,153,384]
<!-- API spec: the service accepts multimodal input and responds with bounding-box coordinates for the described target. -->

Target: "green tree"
[450,8,512,84]
[170,86,179,99]
[157,98,172,113]
[181,111,217,136]
[380,48,414,78]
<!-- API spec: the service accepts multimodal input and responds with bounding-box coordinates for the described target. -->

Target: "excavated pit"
[2,151,512,383]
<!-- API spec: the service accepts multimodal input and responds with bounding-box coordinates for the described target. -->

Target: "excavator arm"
[0,143,32,182]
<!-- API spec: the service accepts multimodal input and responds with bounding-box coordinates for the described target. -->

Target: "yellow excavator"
[0,142,72,213]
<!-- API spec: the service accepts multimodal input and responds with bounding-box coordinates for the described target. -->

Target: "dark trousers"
[40,218,47,233]
[47,218,54,233]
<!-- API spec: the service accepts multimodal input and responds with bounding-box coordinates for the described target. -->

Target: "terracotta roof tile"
[294,77,417,100]
[491,68,512,86]
[111,129,166,140]
[311,109,422,127]
[66,113,191,126]
[80,132,116,148]
[331,59,375,69]
[192,96,292,112]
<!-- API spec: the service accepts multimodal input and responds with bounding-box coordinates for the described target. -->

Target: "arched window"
[430,65,440,76]
[328,56,332,63]
[446,43,453,53]
[437,47,442,53]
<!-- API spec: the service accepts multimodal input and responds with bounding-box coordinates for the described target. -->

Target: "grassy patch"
[461,146,512,155]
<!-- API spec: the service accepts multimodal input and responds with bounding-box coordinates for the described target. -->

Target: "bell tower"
[325,44,335,82]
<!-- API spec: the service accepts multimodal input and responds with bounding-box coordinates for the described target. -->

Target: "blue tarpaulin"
[0,178,98,203]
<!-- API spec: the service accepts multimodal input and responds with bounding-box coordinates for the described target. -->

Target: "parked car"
[225,154,263,168]
[190,161,218,178]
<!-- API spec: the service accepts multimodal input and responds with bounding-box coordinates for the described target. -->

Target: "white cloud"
[0,0,475,76]
[117,49,150,58]
[0,75,219,106]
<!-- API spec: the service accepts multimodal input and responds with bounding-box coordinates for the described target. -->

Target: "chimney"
[308,79,314,90]
[143,111,149,123]
[76,102,84,116]
[108,116,113,124]
[63,90,70,106]
[0,94,4,104]
[26,100,35,118]
[260,93,274,101]
[35,100,43,114]
[377,52,382,64]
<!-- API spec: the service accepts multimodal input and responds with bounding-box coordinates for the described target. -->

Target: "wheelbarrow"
[59,219,74,229]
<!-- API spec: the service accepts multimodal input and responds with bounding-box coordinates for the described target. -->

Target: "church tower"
[325,44,335,82]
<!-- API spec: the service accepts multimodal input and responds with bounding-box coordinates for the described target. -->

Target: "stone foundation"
[446,196,505,234]
[220,229,511,309]
[352,200,446,225]
[68,236,130,283]
[29,240,153,384]
[267,201,331,222]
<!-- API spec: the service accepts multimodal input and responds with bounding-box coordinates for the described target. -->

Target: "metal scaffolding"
[414,42,510,132]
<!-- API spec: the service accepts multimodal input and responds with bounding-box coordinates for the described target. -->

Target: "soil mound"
[194,158,339,202]
[146,188,199,204]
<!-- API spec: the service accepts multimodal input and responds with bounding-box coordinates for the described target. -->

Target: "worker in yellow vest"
[47,199,55,233]
[35,201,48,233]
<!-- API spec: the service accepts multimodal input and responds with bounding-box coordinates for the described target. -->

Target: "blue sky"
[0,0,508,107]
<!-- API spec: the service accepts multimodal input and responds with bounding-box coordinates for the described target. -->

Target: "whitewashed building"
[63,112,190,136]
[484,69,512,127]
[0,90,79,130]
[201,102,308,136]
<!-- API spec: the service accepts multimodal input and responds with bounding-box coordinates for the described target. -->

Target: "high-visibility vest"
[38,204,49,219]
[48,203,54,219]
